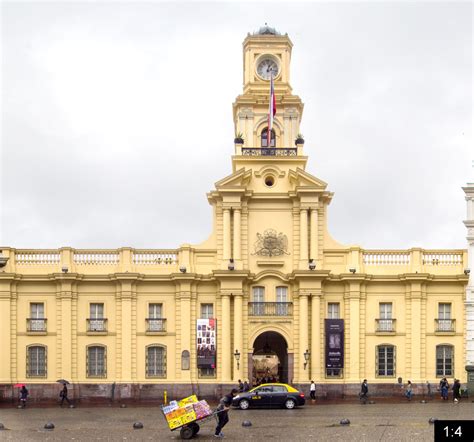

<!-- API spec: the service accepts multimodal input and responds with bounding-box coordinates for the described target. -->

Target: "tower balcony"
[248,302,293,316]
[241,148,297,157]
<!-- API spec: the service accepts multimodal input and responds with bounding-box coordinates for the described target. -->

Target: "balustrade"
[16,252,60,265]
[74,252,119,265]
[248,302,293,316]
[363,252,410,265]
[133,251,177,265]
[435,319,456,332]
[146,318,167,332]
[423,253,463,266]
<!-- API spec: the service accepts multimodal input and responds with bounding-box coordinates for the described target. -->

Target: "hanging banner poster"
[197,318,216,368]
[325,319,344,371]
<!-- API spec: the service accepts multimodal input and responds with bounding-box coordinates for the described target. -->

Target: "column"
[121,283,133,381]
[410,284,422,381]
[310,209,318,261]
[233,209,241,261]
[180,290,191,381]
[300,209,308,265]
[348,282,360,380]
[233,294,243,381]
[299,293,309,381]
[223,209,231,261]
[310,292,321,381]
[221,294,231,382]
[0,283,11,383]
[60,285,73,381]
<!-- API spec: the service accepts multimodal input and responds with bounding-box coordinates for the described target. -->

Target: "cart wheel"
[189,422,200,435]
[180,425,194,440]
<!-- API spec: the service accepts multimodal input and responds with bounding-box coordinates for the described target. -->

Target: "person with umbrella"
[57,380,71,407]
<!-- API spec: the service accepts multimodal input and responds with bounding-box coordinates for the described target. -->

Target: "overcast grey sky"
[1,1,472,250]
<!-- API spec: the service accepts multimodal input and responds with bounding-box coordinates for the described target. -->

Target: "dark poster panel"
[196,318,217,368]
[325,319,344,370]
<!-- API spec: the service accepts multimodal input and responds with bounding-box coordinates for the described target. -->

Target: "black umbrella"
[56,379,70,384]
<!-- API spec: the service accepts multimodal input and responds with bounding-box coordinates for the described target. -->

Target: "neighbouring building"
[0,26,470,403]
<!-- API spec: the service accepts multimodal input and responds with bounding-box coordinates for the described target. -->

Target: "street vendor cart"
[161,394,219,439]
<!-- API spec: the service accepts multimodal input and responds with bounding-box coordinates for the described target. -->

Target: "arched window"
[87,345,106,378]
[146,345,167,378]
[376,344,395,377]
[27,345,47,377]
[436,345,454,376]
[261,128,276,147]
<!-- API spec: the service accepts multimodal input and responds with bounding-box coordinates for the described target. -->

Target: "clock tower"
[233,25,304,151]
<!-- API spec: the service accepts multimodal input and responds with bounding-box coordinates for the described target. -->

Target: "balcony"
[375,318,396,334]
[27,318,47,333]
[435,319,456,333]
[87,318,108,333]
[241,148,297,157]
[146,318,167,333]
[248,302,293,316]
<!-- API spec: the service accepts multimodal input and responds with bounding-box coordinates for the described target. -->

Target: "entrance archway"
[251,331,289,384]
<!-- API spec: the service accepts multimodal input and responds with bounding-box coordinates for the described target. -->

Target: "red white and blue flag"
[267,71,276,146]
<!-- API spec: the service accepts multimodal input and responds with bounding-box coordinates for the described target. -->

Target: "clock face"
[256,58,279,80]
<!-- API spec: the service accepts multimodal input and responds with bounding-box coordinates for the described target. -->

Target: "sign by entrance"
[196,318,216,368]
[325,319,344,372]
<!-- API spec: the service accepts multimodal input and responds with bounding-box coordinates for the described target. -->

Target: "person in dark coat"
[243,380,250,392]
[60,383,71,407]
[19,386,29,408]
[214,388,238,438]
[439,377,449,400]
[452,379,461,402]
[238,379,244,392]
[360,379,368,403]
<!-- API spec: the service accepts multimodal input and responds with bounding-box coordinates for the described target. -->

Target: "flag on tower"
[267,71,276,147]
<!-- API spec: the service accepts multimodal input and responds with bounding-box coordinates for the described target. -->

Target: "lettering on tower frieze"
[252,229,289,257]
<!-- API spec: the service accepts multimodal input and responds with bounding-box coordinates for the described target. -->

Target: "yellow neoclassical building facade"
[0,27,469,402]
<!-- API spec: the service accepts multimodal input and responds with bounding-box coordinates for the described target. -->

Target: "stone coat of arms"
[253,229,289,257]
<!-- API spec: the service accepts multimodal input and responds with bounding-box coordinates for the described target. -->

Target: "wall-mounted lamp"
[228,259,235,271]
[61,266,69,273]
[179,265,187,273]
[349,268,356,274]
[308,259,316,271]
[233,349,241,369]
[464,269,471,275]
[303,349,310,370]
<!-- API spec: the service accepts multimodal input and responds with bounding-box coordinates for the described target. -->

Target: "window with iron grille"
[87,345,106,378]
[378,303,393,331]
[199,367,216,378]
[146,346,166,378]
[437,303,453,331]
[376,345,395,377]
[27,345,47,377]
[29,303,46,331]
[200,304,214,319]
[327,303,340,319]
[436,345,454,377]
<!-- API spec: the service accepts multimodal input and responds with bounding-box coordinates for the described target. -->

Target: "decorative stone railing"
[241,148,297,157]
[422,252,463,265]
[16,251,60,265]
[132,251,177,265]
[363,251,411,265]
[74,252,119,265]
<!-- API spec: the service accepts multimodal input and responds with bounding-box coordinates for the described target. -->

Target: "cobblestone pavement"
[0,401,473,441]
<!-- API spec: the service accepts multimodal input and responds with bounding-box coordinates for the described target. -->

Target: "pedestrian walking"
[426,380,432,398]
[310,380,316,400]
[243,380,250,392]
[405,381,413,401]
[60,383,71,407]
[238,379,244,392]
[19,385,29,408]
[452,379,461,403]
[214,388,238,438]
[439,377,449,400]
[359,379,368,404]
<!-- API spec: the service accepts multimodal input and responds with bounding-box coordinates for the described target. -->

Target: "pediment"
[288,168,328,190]
[215,168,252,189]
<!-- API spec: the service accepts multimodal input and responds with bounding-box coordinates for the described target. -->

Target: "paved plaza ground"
[0,401,473,441]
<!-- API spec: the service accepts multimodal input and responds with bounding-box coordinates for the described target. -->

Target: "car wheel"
[239,399,250,410]
[284,399,296,409]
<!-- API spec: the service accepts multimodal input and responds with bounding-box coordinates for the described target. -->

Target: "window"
[199,367,216,377]
[147,303,165,331]
[261,128,276,147]
[438,303,453,331]
[27,345,46,377]
[276,286,288,315]
[87,345,106,377]
[146,346,167,378]
[436,345,453,377]
[149,303,162,318]
[378,303,393,331]
[89,303,106,331]
[29,303,46,331]
[376,345,395,377]
[252,287,265,315]
[201,304,214,319]
[328,303,340,319]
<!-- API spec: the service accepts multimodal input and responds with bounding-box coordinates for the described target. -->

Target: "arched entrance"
[251,331,289,384]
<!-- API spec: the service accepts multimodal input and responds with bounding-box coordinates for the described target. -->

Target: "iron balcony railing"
[27,318,47,332]
[87,318,108,332]
[248,302,293,316]
[146,318,167,332]
[375,318,396,332]
[241,148,297,157]
[435,319,455,332]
